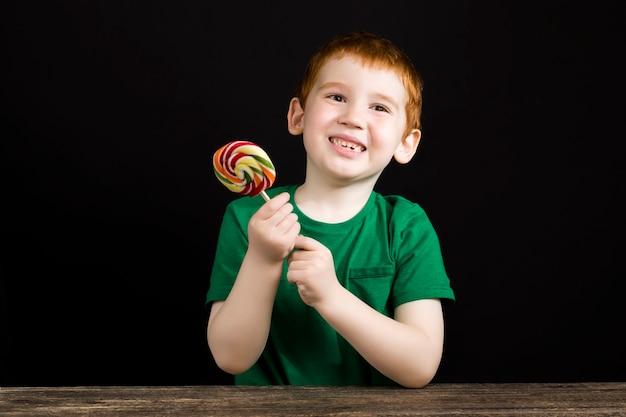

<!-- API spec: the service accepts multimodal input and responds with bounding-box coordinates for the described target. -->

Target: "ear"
[393,129,421,164]
[287,97,305,136]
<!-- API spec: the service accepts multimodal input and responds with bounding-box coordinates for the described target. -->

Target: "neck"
[294,180,375,223]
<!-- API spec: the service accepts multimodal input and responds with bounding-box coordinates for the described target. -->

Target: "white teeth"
[330,138,365,152]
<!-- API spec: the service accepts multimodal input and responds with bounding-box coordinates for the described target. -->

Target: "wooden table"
[1,383,624,416]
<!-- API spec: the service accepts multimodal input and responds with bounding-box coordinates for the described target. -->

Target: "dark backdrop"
[2,1,624,386]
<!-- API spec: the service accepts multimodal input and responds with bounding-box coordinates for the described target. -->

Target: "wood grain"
[1,383,625,416]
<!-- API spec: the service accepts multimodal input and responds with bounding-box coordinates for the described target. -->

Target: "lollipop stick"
[260,191,270,202]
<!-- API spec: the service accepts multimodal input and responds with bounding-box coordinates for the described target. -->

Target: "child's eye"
[327,94,345,102]
[372,104,390,113]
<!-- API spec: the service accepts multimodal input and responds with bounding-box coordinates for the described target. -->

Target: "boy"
[206,31,455,388]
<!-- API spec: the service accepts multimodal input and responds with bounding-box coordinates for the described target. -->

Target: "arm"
[207,192,300,375]
[287,235,444,388]
[320,295,444,388]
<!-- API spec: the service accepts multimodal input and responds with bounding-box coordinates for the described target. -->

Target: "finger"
[293,234,324,251]
[257,192,291,219]
[273,208,299,235]
[288,219,301,238]
[286,267,308,288]
[286,268,300,285]
[269,191,291,205]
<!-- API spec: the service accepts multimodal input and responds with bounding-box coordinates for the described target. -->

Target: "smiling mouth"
[330,137,366,152]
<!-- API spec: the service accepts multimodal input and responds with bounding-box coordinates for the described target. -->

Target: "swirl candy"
[213,140,276,201]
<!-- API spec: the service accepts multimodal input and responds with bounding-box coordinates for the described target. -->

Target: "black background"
[2,1,625,386]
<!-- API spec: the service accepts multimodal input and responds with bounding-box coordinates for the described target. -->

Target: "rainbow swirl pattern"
[213,140,276,197]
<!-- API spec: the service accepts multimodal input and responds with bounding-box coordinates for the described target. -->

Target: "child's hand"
[286,235,342,307]
[247,192,300,263]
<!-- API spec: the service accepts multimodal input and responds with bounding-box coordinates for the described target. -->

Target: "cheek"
[303,108,334,133]
[369,124,404,152]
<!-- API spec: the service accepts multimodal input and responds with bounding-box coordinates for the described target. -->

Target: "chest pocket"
[347,265,395,314]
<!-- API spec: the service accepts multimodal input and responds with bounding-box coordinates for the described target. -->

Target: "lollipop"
[213,140,276,201]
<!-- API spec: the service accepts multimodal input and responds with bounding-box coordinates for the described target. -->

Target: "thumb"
[293,234,323,251]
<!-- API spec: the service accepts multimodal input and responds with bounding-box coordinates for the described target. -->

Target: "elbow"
[209,346,256,376]
[395,360,440,389]
[398,341,444,388]
[211,350,251,375]
[400,374,435,389]
[207,327,254,375]
[208,341,256,376]
[214,358,251,376]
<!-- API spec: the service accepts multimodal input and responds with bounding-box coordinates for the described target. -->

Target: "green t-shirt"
[206,184,455,386]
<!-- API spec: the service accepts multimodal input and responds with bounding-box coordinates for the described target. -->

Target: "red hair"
[293,31,423,136]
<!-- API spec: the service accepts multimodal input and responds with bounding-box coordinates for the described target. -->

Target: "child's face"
[292,56,416,186]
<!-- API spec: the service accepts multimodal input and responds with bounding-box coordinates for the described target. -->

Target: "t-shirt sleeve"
[391,201,455,307]
[205,202,250,308]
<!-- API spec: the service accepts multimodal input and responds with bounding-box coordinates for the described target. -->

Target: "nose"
[337,103,364,129]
